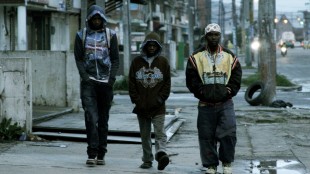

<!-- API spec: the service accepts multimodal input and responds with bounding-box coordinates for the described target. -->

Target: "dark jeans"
[197,99,237,167]
[81,80,113,158]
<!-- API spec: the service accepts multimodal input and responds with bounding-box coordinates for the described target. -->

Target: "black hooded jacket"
[74,5,119,86]
[128,32,171,117]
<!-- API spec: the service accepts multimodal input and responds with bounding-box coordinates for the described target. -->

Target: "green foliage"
[243,66,256,69]
[237,26,243,49]
[276,74,296,86]
[0,117,24,141]
[242,73,296,87]
[242,73,260,86]
[113,76,129,91]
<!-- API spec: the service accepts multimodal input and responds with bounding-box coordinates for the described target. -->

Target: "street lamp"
[297,16,305,26]
[274,17,278,41]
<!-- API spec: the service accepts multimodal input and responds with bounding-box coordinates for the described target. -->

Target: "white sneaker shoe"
[205,166,217,174]
[223,163,232,174]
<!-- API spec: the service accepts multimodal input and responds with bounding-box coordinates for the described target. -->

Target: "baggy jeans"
[81,80,114,158]
[137,114,167,162]
[197,99,237,167]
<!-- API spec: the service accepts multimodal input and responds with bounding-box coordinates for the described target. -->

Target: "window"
[27,11,51,50]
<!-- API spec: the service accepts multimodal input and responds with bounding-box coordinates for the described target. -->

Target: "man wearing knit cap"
[185,23,242,174]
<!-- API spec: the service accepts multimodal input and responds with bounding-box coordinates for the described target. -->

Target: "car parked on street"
[285,40,294,48]
[294,41,301,48]
[302,40,310,49]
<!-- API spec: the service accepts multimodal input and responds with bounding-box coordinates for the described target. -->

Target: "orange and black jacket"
[185,45,242,103]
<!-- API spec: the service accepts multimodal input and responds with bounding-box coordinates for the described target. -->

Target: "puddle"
[28,142,68,148]
[300,83,310,92]
[251,159,304,174]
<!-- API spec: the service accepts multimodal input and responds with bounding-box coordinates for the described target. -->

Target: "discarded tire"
[244,81,265,106]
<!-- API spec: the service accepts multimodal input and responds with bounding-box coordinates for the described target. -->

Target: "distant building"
[0,0,81,51]
[275,15,294,42]
[276,13,304,42]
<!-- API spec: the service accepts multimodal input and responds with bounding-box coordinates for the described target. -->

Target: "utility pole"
[95,0,105,8]
[304,11,310,40]
[148,1,154,31]
[206,0,211,26]
[188,0,194,55]
[122,0,131,76]
[232,0,238,56]
[219,0,225,43]
[80,1,87,28]
[244,0,253,67]
[258,0,276,105]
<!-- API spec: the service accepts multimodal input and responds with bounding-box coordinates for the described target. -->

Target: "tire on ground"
[244,81,265,106]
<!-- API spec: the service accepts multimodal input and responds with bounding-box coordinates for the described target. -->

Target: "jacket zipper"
[94,32,99,79]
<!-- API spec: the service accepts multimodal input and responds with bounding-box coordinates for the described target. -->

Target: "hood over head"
[140,32,163,58]
[86,5,107,30]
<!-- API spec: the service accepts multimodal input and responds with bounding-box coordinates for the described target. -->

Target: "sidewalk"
[1,63,310,174]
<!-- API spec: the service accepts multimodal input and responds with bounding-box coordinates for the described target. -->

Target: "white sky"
[223,0,310,13]
[275,0,309,12]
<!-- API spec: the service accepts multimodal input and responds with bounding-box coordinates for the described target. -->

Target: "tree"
[258,0,276,105]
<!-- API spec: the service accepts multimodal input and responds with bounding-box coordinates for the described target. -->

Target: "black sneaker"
[96,159,105,165]
[86,158,96,166]
[140,162,152,169]
[96,156,105,165]
[156,152,169,170]
[97,152,105,165]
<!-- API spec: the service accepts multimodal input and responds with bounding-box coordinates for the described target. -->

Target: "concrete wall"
[0,58,32,132]
[0,51,80,111]
[0,51,142,111]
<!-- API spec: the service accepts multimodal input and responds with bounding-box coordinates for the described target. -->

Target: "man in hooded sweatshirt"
[128,32,171,171]
[74,4,119,166]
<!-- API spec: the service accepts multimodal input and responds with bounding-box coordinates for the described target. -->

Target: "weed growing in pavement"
[113,76,129,91]
[0,117,24,141]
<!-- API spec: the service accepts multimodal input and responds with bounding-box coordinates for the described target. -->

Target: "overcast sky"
[275,0,309,12]
[223,0,310,13]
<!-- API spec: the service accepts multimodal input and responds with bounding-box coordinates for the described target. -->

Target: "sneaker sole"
[86,159,97,167]
[140,164,152,169]
[157,155,169,170]
[97,160,105,165]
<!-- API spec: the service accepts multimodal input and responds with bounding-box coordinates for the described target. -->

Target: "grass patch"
[242,73,296,87]
[255,118,286,123]
[242,66,256,69]
[113,76,129,91]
